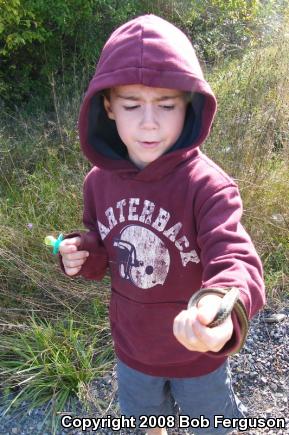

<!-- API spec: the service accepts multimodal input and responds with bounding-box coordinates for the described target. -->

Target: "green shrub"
[1,0,289,107]
[0,0,137,107]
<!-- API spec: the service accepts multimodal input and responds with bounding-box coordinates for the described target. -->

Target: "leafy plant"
[1,0,289,107]
[0,0,133,106]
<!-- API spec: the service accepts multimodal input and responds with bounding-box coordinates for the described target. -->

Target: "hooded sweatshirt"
[62,15,265,377]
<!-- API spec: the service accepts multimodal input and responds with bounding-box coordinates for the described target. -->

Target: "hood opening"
[87,92,205,161]
[166,93,205,154]
[88,94,128,160]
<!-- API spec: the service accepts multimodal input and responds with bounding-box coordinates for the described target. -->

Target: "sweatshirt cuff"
[59,231,108,281]
[208,309,246,358]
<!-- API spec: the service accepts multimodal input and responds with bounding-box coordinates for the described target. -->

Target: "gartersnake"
[187,287,249,353]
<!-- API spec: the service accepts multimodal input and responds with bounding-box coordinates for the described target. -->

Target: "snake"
[187,286,249,354]
[187,287,246,327]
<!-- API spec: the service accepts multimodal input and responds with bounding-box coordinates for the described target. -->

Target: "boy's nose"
[140,106,158,129]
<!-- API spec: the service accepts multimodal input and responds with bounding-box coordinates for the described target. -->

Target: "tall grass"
[0,78,114,432]
[204,28,289,298]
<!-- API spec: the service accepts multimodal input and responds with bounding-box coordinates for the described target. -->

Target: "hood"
[78,14,217,181]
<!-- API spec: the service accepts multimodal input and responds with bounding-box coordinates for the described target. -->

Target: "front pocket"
[110,291,199,366]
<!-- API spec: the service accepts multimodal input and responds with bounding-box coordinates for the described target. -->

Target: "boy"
[59,15,265,434]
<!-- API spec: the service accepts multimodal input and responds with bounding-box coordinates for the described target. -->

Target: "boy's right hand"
[59,237,89,276]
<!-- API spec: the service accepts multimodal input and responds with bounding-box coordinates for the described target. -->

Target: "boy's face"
[104,84,187,169]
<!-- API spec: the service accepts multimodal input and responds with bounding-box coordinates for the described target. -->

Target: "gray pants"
[116,359,247,434]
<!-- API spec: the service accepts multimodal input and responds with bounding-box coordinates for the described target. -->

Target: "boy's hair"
[102,88,193,103]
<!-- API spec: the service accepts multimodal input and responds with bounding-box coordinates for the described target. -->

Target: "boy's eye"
[123,105,139,110]
[160,105,175,110]
[123,104,175,111]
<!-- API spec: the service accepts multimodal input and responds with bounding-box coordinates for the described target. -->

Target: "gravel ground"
[0,300,288,435]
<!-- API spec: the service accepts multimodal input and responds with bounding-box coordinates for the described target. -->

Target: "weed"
[0,314,113,434]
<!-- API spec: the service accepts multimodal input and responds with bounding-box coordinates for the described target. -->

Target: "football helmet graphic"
[113,225,170,289]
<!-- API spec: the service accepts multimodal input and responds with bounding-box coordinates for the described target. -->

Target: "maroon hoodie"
[63,15,265,377]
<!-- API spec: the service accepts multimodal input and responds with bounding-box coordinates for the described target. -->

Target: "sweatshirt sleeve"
[59,173,108,281]
[195,184,266,354]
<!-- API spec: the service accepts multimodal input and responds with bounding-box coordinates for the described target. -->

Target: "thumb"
[59,236,82,254]
[196,295,222,326]
[64,237,81,247]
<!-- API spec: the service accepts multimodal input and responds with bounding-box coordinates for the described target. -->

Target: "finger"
[64,266,82,276]
[184,309,198,344]
[193,316,233,352]
[62,237,81,247]
[59,237,81,254]
[173,310,186,339]
[62,258,87,268]
[60,244,78,255]
[173,310,192,343]
[197,295,222,326]
[185,313,211,352]
[63,251,89,261]
[174,309,204,352]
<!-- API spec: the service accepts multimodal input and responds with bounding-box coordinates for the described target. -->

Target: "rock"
[270,383,278,392]
[265,407,273,414]
[265,313,286,323]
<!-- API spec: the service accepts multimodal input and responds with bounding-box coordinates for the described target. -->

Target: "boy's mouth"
[139,141,160,149]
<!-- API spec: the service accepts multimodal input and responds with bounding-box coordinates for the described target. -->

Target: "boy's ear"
[103,96,115,120]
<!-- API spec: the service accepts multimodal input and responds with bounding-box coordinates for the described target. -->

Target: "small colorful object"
[44,234,64,255]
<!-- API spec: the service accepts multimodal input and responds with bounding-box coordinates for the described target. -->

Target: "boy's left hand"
[173,295,233,353]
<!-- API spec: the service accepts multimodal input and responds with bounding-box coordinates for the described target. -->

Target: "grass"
[0,21,289,433]
[204,28,289,299]
[0,314,113,433]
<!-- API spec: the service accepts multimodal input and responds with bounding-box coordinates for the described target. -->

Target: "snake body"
[187,287,249,353]
[187,287,240,327]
